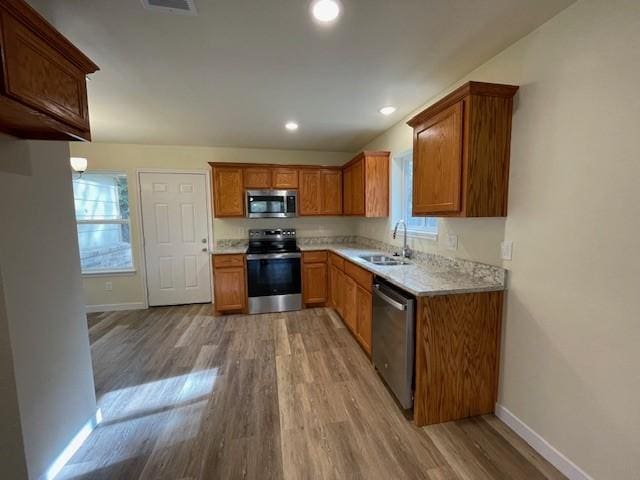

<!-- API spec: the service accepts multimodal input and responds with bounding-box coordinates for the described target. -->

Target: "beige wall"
[68,142,354,308]
[0,138,97,479]
[361,0,640,478]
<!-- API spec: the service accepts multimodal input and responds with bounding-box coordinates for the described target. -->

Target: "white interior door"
[140,172,212,306]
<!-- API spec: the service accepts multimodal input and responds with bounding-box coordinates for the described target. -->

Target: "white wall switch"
[501,241,513,260]
[446,234,458,250]
[105,281,113,291]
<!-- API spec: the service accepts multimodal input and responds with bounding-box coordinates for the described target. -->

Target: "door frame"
[136,168,214,308]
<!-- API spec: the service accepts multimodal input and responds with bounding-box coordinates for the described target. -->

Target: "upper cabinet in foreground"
[408,82,518,217]
[0,0,99,141]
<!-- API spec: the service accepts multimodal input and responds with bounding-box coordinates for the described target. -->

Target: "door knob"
[202,247,208,252]
[201,238,208,243]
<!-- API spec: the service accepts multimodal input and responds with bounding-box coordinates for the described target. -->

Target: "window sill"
[82,269,137,278]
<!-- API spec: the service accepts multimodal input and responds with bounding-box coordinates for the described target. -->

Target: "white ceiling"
[30,0,574,152]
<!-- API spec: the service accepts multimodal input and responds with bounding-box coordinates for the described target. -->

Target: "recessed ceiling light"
[285,122,299,131]
[379,106,396,116]
[311,0,341,24]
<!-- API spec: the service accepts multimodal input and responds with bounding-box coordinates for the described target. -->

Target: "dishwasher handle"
[373,284,407,311]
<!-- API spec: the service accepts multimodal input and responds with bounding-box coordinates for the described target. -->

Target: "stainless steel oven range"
[245,229,301,314]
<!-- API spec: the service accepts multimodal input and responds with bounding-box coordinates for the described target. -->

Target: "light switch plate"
[105,281,113,291]
[501,241,513,260]
[446,234,458,250]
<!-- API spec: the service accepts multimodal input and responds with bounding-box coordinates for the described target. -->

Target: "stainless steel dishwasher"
[371,277,416,410]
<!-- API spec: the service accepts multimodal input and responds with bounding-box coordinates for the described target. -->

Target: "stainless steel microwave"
[246,190,297,218]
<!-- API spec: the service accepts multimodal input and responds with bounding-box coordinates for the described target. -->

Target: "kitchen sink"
[358,255,410,266]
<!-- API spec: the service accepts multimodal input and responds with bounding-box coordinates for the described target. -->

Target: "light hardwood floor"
[59,305,565,480]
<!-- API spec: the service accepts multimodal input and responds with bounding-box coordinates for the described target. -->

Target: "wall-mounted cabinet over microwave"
[209,151,390,219]
[408,81,519,217]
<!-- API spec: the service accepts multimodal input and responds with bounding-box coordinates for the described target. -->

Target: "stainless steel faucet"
[393,220,412,261]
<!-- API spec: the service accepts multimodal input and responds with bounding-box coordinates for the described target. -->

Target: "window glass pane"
[77,223,133,271]
[397,153,438,235]
[73,174,129,221]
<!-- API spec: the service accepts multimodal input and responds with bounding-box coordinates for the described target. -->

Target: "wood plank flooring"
[59,305,565,480]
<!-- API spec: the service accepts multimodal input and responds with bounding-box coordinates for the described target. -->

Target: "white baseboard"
[42,409,102,480]
[495,404,593,480]
[85,302,146,313]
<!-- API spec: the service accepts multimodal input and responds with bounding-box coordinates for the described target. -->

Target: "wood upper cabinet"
[299,169,322,215]
[413,102,463,214]
[0,0,99,141]
[408,81,519,217]
[320,169,342,215]
[212,255,246,313]
[343,151,389,217]
[243,167,272,189]
[272,168,299,189]
[302,251,328,305]
[212,166,244,217]
[299,167,343,216]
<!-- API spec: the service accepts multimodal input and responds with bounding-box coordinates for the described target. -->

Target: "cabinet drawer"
[213,254,245,268]
[1,12,89,130]
[303,251,327,263]
[329,252,344,270]
[345,261,373,291]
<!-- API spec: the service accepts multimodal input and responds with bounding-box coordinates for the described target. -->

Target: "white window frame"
[393,149,438,241]
[74,170,136,276]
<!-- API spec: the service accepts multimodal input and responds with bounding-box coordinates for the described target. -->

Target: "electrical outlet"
[501,241,513,260]
[105,281,113,291]
[446,234,458,250]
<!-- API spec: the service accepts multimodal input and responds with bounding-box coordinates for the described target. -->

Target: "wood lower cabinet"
[329,256,373,354]
[343,275,358,333]
[414,291,503,426]
[343,151,389,217]
[212,255,246,314]
[408,81,519,217]
[355,285,372,354]
[212,166,244,217]
[272,168,299,189]
[302,251,328,306]
[0,0,99,141]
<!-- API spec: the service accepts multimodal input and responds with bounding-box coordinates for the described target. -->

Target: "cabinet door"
[335,269,346,319]
[413,101,463,214]
[343,167,353,215]
[244,167,272,188]
[356,286,372,354]
[321,170,343,215]
[303,262,328,305]
[343,275,357,333]
[213,167,244,217]
[351,159,365,215]
[1,12,89,130]
[299,169,321,215]
[273,168,299,189]
[214,267,246,311]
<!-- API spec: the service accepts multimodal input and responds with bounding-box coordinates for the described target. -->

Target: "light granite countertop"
[209,246,247,255]
[300,244,505,297]
[210,241,505,297]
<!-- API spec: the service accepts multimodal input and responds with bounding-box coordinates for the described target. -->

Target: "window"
[394,150,438,237]
[73,172,134,274]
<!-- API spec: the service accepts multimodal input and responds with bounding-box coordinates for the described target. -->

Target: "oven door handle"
[246,253,302,260]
